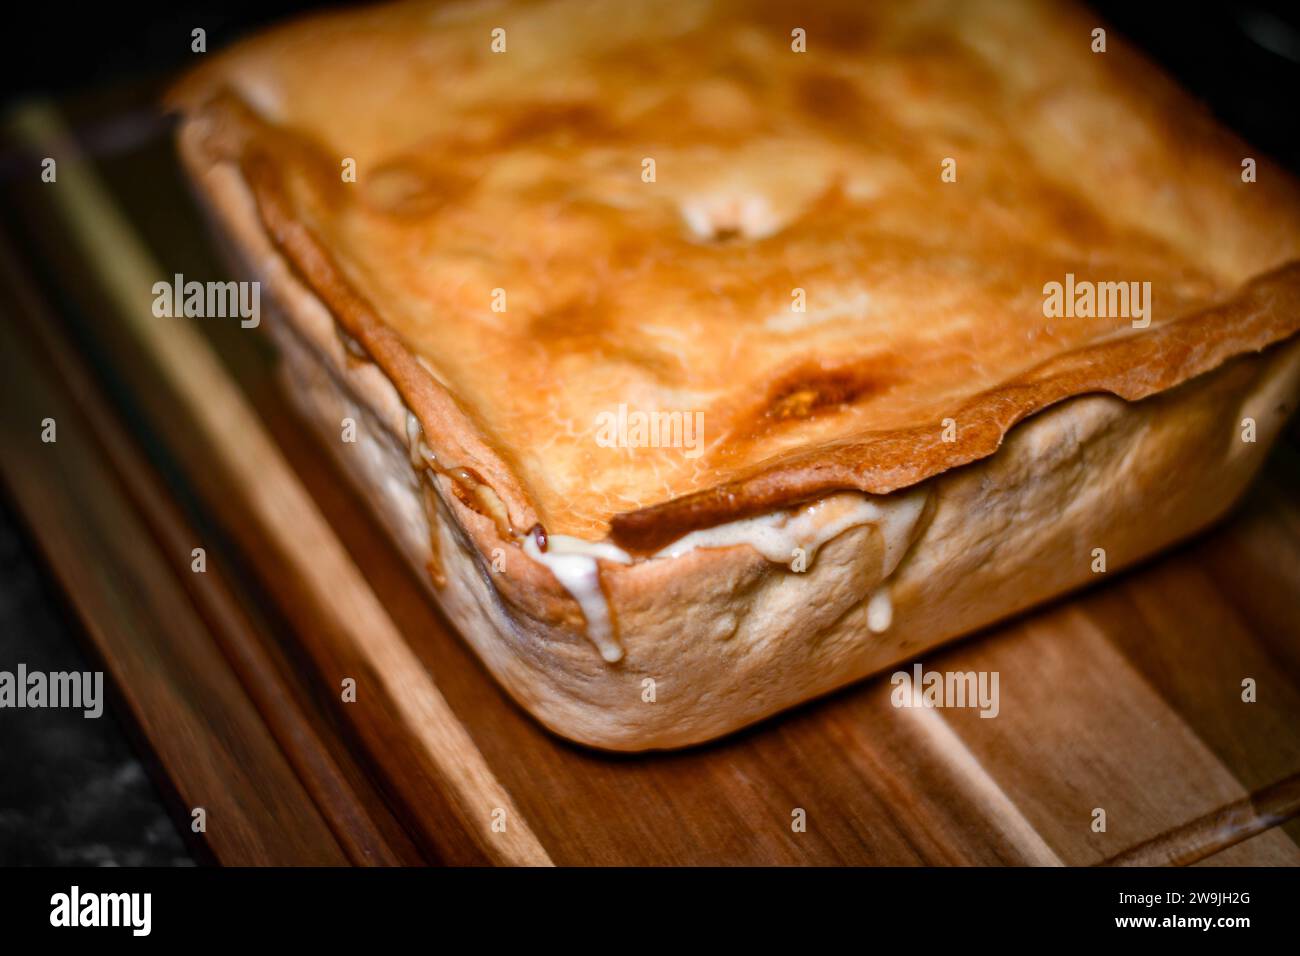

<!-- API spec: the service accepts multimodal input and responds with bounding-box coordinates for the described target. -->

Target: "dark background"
[0,0,1298,865]
[1,0,1299,165]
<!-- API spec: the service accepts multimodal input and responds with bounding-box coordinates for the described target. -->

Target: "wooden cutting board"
[1,93,1298,866]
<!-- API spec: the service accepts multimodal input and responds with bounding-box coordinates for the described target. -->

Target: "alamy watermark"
[50,886,151,936]
[152,273,260,328]
[594,403,704,459]
[890,663,1000,718]
[1042,273,1151,328]
[0,664,103,718]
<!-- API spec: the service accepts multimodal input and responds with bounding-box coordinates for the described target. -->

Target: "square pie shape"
[170,0,1300,749]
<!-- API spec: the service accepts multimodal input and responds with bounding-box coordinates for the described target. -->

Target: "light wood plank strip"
[890,704,1063,865]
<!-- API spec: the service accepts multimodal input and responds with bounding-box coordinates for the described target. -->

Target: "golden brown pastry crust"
[168,0,1300,546]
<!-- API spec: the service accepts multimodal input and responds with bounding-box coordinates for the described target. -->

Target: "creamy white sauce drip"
[653,491,923,567]
[404,410,633,661]
[651,490,923,639]
[405,411,427,468]
[407,406,924,665]
[521,491,925,663]
[867,586,893,633]
[523,533,631,663]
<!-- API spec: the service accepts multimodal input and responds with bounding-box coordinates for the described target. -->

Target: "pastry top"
[170,0,1300,546]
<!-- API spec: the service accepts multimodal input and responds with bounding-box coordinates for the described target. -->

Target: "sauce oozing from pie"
[522,530,632,663]
[406,409,925,662]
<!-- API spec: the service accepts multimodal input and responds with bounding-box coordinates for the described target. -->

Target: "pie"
[169,0,1300,749]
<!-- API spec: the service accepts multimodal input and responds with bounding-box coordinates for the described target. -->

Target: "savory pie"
[169,0,1300,749]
